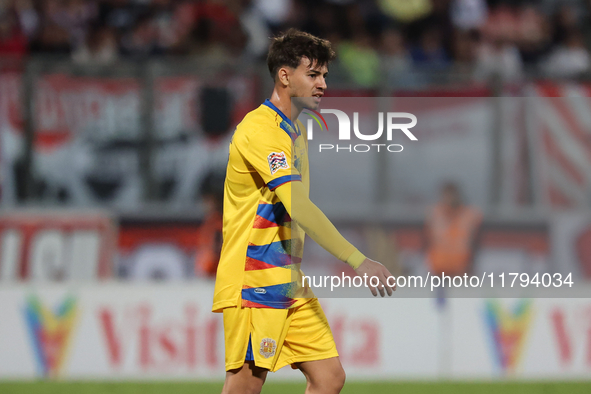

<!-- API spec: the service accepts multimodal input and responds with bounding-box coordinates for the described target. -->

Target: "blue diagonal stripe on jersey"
[256,202,288,225]
[267,174,301,190]
[242,282,297,308]
[246,240,293,268]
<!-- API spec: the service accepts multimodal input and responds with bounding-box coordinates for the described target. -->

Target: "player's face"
[289,57,328,110]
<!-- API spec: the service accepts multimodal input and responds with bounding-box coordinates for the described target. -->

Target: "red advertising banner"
[530,82,591,208]
[116,223,203,280]
[0,211,116,281]
[1,72,258,147]
[34,75,141,149]
[0,72,258,206]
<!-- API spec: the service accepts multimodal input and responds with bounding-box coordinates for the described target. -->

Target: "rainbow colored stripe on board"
[24,295,78,377]
[484,299,533,374]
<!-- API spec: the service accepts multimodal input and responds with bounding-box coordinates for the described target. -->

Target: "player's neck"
[269,90,302,124]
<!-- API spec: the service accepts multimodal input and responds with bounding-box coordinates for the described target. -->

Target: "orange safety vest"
[426,204,483,275]
[195,211,223,278]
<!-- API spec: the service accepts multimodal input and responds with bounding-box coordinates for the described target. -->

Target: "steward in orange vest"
[425,182,483,276]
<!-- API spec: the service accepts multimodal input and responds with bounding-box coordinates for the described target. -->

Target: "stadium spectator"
[516,4,551,67]
[410,27,451,69]
[0,0,588,87]
[13,0,39,39]
[474,27,523,82]
[452,28,480,72]
[552,3,580,47]
[338,30,381,87]
[239,0,272,59]
[453,29,481,64]
[450,0,488,31]
[148,0,195,54]
[582,0,591,55]
[482,3,520,43]
[0,9,28,59]
[380,27,414,88]
[97,0,146,31]
[72,24,118,65]
[187,0,247,63]
[376,0,433,24]
[254,0,293,32]
[542,28,591,78]
[29,21,71,55]
[119,15,163,58]
[48,0,97,49]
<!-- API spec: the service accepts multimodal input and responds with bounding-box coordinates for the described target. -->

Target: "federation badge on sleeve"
[267,151,290,175]
[259,338,277,358]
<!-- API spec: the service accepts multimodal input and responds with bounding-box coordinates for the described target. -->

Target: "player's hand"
[354,258,396,297]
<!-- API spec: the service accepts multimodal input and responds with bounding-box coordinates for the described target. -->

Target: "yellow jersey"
[212,99,311,312]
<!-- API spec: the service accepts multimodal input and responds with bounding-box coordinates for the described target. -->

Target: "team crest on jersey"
[259,338,277,358]
[267,151,290,175]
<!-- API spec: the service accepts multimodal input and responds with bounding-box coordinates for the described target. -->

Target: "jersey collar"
[263,99,294,128]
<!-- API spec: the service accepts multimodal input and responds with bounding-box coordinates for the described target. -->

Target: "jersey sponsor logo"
[267,151,290,175]
[254,288,266,294]
[259,337,277,358]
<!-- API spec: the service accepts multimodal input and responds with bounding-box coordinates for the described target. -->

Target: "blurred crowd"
[1,0,591,85]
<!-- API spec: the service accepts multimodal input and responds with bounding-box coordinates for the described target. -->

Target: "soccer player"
[213,29,395,394]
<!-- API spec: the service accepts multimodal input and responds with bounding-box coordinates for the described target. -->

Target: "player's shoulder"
[234,104,285,144]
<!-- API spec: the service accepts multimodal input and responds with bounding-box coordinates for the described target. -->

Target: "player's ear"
[277,67,290,87]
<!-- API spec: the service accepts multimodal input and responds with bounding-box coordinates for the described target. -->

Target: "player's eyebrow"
[308,69,329,77]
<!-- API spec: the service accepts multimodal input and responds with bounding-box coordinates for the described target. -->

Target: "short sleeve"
[239,128,302,191]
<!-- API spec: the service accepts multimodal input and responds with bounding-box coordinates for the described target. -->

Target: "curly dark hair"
[267,29,336,80]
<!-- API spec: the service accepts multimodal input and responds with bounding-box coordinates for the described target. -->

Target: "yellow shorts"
[222,298,338,372]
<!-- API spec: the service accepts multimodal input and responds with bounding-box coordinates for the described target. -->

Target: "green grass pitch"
[1,381,591,394]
